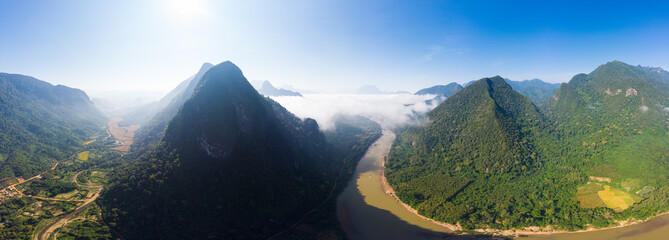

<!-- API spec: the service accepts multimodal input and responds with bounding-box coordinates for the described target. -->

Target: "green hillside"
[0,73,106,179]
[386,62,669,231]
[545,61,669,211]
[386,76,564,229]
[504,78,560,105]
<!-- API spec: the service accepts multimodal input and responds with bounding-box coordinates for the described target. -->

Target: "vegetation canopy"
[386,61,669,231]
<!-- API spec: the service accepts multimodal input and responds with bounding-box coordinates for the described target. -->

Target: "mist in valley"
[271,93,438,130]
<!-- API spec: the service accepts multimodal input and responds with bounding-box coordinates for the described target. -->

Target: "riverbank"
[337,130,460,239]
[379,168,461,232]
[378,141,669,237]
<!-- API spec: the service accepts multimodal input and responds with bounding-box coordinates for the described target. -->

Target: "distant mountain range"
[415,78,559,106]
[258,80,302,96]
[386,61,669,231]
[504,78,561,104]
[414,82,463,105]
[460,78,561,104]
[414,82,463,97]
[0,73,106,179]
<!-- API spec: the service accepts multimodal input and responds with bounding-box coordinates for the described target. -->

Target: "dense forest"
[386,61,669,231]
[99,61,382,239]
[504,78,560,105]
[0,73,106,179]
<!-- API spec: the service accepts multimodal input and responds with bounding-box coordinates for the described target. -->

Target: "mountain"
[638,65,669,83]
[160,62,215,106]
[89,90,164,116]
[385,61,669,231]
[414,82,463,97]
[546,60,669,189]
[130,63,214,150]
[505,78,560,104]
[258,80,302,96]
[0,73,106,178]
[100,61,381,239]
[464,78,559,105]
[414,82,463,105]
[114,101,160,126]
[386,77,554,229]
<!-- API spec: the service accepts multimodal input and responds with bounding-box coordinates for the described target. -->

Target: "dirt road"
[35,187,102,240]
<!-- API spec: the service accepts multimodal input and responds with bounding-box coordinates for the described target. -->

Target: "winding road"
[34,170,103,240]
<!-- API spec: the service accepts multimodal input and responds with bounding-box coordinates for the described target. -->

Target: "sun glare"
[168,0,208,18]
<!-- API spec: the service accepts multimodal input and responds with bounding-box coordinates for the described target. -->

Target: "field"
[107,116,139,152]
[89,171,109,185]
[576,183,641,211]
[598,185,636,211]
[576,183,607,208]
[77,151,90,161]
[84,140,95,145]
[637,186,656,196]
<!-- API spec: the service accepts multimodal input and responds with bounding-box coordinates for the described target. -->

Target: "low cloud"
[640,105,649,112]
[271,93,439,130]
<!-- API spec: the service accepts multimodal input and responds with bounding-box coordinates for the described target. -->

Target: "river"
[336,129,669,240]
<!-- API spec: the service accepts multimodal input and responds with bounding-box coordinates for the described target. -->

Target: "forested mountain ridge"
[421,76,548,175]
[504,78,560,105]
[0,73,106,178]
[638,65,669,83]
[545,60,669,188]
[100,61,382,239]
[462,78,560,105]
[386,76,559,229]
[414,82,463,97]
[385,61,669,231]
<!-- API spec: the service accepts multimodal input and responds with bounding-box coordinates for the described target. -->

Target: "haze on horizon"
[1,0,669,95]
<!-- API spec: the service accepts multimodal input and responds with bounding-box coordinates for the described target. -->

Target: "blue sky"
[1,0,668,94]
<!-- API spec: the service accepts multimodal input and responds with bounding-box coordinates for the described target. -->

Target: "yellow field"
[77,151,90,161]
[83,140,95,145]
[598,185,636,211]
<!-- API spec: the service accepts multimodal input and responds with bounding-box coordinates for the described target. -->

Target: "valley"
[1,60,666,240]
[0,114,126,239]
[3,2,669,239]
[337,130,461,239]
[0,147,117,239]
[106,117,139,152]
[337,128,669,240]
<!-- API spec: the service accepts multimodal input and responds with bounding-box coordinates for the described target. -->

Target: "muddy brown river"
[336,130,669,240]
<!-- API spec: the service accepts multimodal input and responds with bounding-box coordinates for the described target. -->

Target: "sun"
[168,0,208,18]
